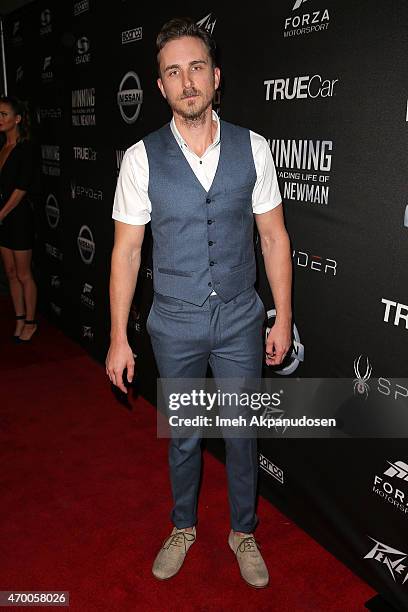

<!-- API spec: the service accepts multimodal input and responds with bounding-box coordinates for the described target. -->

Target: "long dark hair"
[0,96,31,142]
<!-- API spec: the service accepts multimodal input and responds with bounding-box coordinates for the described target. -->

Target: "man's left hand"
[265,321,292,366]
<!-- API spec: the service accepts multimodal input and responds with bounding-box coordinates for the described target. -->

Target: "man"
[106,17,292,588]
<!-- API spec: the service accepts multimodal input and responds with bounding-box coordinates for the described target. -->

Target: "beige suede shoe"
[152,526,196,580]
[228,530,269,588]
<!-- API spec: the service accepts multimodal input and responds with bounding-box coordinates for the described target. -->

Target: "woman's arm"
[0,188,27,222]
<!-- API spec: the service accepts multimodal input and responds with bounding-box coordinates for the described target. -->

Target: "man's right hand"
[106,340,135,394]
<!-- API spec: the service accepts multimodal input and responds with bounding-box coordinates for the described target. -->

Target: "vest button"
[208,281,212,287]
[207,219,213,225]
[208,241,213,246]
[206,197,211,204]
[209,261,215,266]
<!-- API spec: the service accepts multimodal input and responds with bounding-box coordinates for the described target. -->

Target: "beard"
[171,87,214,122]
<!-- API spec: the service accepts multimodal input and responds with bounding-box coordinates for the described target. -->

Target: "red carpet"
[0,295,375,611]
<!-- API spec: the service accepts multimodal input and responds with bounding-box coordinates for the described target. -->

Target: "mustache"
[180,88,201,99]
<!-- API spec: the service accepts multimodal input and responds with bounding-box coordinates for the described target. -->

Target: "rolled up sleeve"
[250,132,282,214]
[112,140,151,225]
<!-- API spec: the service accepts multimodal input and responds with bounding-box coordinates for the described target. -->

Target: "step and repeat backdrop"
[3,1,408,608]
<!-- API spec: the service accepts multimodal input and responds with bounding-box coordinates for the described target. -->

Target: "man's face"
[157,36,220,121]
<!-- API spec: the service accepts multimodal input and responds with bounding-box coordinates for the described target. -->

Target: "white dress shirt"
[112,110,282,226]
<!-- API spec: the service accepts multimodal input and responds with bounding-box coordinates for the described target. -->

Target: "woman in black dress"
[0,96,37,342]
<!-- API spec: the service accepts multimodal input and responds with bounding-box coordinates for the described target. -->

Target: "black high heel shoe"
[15,319,38,343]
[13,314,26,341]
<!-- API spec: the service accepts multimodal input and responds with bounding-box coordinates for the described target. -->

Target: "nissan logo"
[117,71,143,124]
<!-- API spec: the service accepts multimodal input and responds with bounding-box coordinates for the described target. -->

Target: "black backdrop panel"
[4,2,408,609]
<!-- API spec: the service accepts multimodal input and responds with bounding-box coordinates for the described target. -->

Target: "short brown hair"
[156,17,217,73]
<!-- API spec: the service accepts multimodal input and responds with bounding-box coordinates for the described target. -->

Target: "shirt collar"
[170,110,220,154]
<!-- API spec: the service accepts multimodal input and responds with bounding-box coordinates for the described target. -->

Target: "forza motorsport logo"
[42,56,53,82]
[372,460,408,518]
[364,538,408,584]
[117,72,143,124]
[196,13,216,34]
[385,461,408,481]
[265,309,304,375]
[81,283,95,309]
[284,1,330,38]
[77,225,95,264]
[268,139,333,206]
[82,325,94,340]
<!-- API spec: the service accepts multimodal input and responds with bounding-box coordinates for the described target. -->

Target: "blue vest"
[143,120,257,306]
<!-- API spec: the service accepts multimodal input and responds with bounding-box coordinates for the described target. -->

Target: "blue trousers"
[146,286,265,532]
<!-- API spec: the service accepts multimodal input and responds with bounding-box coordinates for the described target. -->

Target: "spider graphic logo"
[353,355,372,399]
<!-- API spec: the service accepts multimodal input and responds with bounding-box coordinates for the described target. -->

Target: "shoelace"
[236,536,260,554]
[163,530,195,553]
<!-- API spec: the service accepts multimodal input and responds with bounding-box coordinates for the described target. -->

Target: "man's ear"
[15,113,22,125]
[214,67,221,91]
[157,77,167,99]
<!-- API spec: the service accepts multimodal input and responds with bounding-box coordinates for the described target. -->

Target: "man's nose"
[181,70,193,89]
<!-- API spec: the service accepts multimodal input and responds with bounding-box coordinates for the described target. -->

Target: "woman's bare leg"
[14,249,37,340]
[0,246,25,336]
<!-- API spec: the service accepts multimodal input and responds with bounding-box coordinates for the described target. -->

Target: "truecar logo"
[264,75,338,101]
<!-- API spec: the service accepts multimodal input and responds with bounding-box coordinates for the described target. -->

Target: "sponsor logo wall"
[4,2,408,609]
